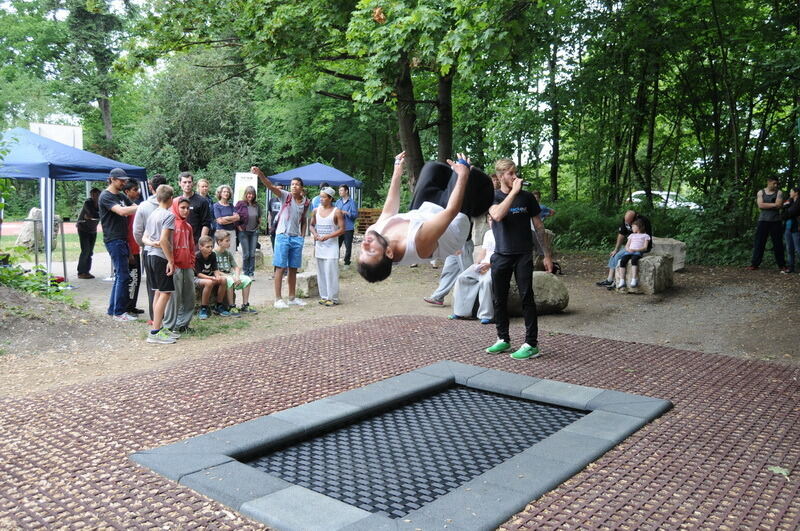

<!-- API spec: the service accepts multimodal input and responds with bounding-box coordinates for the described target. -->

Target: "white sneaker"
[273,299,289,309]
[113,313,137,322]
[146,329,177,344]
[288,298,307,306]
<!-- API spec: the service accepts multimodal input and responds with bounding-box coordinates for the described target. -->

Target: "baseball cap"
[109,168,129,180]
[321,186,336,197]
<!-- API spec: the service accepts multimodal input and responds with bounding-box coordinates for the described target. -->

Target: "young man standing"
[486,158,553,360]
[98,168,139,321]
[251,166,309,308]
[747,176,787,272]
[123,180,144,315]
[76,187,100,279]
[179,171,212,246]
[133,174,168,322]
[335,184,359,266]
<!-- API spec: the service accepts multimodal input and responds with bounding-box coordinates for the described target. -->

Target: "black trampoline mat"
[245,386,586,519]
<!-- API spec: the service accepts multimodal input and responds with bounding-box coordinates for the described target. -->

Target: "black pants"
[410,161,494,218]
[751,220,786,268]
[127,253,142,313]
[491,252,538,346]
[77,230,96,275]
[339,230,354,265]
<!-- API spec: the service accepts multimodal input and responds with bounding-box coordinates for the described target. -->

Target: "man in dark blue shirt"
[486,158,553,360]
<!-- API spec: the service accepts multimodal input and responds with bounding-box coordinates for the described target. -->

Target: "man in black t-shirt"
[98,168,139,320]
[178,171,213,245]
[486,158,553,360]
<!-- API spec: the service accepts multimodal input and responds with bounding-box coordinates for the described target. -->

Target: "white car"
[630,190,702,211]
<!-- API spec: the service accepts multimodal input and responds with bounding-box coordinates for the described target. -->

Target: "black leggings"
[618,253,642,268]
[410,161,494,218]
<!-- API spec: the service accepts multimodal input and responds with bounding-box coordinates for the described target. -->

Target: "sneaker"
[331,300,340,305]
[447,314,467,320]
[177,325,194,333]
[217,307,231,317]
[77,273,94,279]
[486,339,511,354]
[198,307,210,320]
[480,318,494,325]
[128,308,145,315]
[166,329,181,339]
[780,267,791,274]
[746,265,759,271]
[510,343,541,360]
[147,329,176,344]
[423,297,443,306]
[324,299,334,307]
[318,299,329,306]
[212,304,224,315]
[112,313,137,322]
[288,298,306,306]
[227,306,240,317]
[596,279,613,287]
[240,304,258,314]
[274,299,289,309]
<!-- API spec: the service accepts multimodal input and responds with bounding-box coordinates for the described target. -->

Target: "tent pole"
[60,219,68,282]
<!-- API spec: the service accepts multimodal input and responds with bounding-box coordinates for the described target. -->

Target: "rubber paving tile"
[0,316,798,529]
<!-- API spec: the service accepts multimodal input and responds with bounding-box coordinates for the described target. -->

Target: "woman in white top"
[310,187,345,305]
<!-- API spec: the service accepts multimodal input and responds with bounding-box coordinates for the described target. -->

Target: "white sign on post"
[234,172,258,203]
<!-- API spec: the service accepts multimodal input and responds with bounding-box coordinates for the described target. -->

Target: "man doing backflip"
[485,158,553,360]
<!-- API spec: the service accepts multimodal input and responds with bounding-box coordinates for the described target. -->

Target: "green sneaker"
[485,340,511,354]
[510,343,541,360]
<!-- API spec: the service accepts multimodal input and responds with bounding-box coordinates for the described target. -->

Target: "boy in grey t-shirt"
[141,185,178,344]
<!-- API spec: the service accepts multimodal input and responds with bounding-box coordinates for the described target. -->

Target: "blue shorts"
[274,234,304,269]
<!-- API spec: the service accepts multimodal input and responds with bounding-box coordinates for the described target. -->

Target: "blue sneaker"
[198,307,210,320]
[480,318,494,325]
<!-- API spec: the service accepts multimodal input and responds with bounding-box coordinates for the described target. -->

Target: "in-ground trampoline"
[131,361,672,530]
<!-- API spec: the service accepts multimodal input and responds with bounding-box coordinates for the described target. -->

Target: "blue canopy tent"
[268,162,363,207]
[0,127,147,277]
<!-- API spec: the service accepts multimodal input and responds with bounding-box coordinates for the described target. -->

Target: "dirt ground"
[1,248,798,398]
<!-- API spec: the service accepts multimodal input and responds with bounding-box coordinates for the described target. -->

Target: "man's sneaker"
[596,279,613,287]
[212,304,224,315]
[218,307,231,317]
[423,297,443,306]
[77,273,94,279]
[147,329,177,344]
[113,313,137,322]
[480,318,494,325]
[274,299,289,309]
[288,298,306,306]
[240,304,258,314]
[166,329,181,339]
[510,343,541,360]
[780,267,791,274]
[198,307,210,320]
[486,339,511,354]
[746,265,759,271]
[228,306,241,317]
[319,299,329,305]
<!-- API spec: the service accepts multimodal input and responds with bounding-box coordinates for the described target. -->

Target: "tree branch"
[317,67,364,82]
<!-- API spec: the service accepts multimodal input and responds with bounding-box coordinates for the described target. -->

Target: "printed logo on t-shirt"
[509,206,528,214]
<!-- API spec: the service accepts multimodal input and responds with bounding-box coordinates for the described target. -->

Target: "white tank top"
[314,207,340,259]
[371,202,470,266]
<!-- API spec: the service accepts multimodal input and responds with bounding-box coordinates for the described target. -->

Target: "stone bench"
[651,237,686,271]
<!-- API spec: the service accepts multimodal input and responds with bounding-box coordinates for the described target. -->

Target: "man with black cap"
[99,168,139,321]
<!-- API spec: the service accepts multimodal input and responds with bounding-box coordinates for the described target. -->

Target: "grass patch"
[179,315,252,339]
[1,234,105,263]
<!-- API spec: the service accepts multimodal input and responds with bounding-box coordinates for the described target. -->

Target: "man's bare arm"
[488,178,523,221]
[377,152,406,222]
[250,166,283,197]
[532,215,554,273]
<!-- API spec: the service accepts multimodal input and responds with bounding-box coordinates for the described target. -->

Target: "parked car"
[630,190,702,211]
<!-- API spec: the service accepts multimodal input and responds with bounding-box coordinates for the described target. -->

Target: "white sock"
[617,279,625,288]
[631,279,638,287]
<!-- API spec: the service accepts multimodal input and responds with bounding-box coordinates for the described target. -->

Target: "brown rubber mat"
[1,316,798,529]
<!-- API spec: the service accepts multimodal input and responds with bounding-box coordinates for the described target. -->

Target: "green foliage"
[0,264,76,305]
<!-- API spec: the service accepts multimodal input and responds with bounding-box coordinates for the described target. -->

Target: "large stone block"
[15,208,60,251]
[508,271,569,316]
[651,237,686,271]
[294,271,318,298]
[622,254,673,294]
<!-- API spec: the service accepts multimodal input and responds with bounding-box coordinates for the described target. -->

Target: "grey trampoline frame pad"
[131,361,672,531]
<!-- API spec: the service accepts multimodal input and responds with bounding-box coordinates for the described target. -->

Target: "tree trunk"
[395,58,424,187]
[98,96,113,142]
[548,41,559,202]
[437,71,454,163]
[643,63,660,202]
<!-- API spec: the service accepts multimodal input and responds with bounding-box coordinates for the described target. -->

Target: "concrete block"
[471,451,583,498]
[520,379,604,410]
[413,360,489,385]
[563,410,647,442]
[525,431,617,467]
[651,237,686,271]
[181,461,291,510]
[240,485,371,531]
[271,398,362,434]
[129,452,232,482]
[294,271,318,298]
[340,513,400,531]
[586,390,673,419]
[205,416,305,458]
[624,254,673,294]
[466,369,541,397]
[332,371,451,413]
